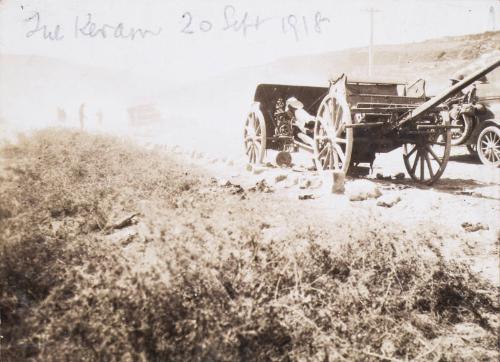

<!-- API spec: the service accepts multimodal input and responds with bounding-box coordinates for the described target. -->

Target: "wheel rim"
[450,114,472,146]
[243,110,266,164]
[403,127,451,185]
[313,95,352,172]
[478,127,500,166]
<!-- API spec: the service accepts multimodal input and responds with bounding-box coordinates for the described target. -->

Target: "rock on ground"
[346,180,382,201]
[377,194,402,208]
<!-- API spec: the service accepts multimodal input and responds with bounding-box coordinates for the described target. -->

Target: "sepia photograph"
[0,0,499,360]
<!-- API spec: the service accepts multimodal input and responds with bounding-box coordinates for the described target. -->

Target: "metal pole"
[369,9,374,77]
[362,8,380,78]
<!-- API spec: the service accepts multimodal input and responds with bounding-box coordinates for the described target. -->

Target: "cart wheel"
[466,143,477,156]
[476,126,500,167]
[403,116,451,185]
[450,114,473,146]
[313,78,353,173]
[243,108,266,164]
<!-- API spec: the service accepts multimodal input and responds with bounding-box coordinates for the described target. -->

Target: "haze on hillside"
[1,0,499,82]
[0,1,499,157]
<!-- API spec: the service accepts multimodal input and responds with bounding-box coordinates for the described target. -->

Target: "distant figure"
[79,103,86,130]
[96,110,103,126]
[57,107,67,123]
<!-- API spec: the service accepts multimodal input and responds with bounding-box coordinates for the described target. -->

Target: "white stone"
[376,194,401,208]
[345,180,382,201]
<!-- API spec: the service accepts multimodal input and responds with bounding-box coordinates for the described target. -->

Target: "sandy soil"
[160,143,499,287]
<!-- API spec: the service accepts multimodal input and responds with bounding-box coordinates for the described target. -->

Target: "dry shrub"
[0,129,498,361]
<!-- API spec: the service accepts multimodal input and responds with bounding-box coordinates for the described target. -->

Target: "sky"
[0,0,499,83]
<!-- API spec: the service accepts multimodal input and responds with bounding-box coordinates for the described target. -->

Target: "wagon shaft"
[397,58,500,127]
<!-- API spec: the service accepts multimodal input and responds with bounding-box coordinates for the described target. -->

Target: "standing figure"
[96,109,103,127]
[79,103,86,130]
[57,107,67,123]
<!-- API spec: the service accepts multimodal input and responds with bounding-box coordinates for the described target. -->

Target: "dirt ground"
[1,129,498,361]
[167,143,500,287]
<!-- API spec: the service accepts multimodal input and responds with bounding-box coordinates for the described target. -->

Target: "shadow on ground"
[449,154,481,165]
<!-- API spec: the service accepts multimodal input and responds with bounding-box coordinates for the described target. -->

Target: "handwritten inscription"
[23,6,331,42]
[74,13,163,40]
[25,12,64,41]
[181,6,330,41]
[24,11,162,41]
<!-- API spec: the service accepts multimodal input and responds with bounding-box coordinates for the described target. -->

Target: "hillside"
[1,31,499,154]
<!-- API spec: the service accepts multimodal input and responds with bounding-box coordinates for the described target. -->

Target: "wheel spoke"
[324,100,333,124]
[336,137,347,144]
[424,152,435,178]
[329,148,335,169]
[411,149,420,175]
[324,147,333,170]
[420,153,425,181]
[406,144,418,158]
[426,145,443,166]
[486,150,493,162]
[493,149,500,162]
[334,105,343,132]
[333,150,339,169]
[250,113,256,128]
[318,145,329,159]
[333,143,346,163]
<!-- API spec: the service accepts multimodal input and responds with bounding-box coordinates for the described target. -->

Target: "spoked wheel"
[477,126,500,167]
[450,114,473,146]
[403,118,452,185]
[313,77,353,172]
[243,108,266,164]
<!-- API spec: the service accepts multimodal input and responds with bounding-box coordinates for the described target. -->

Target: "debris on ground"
[377,194,402,208]
[107,213,140,231]
[274,174,287,183]
[376,173,392,180]
[222,180,245,195]
[299,177,312,189]
[298,194,314,200]
[252,167,265,175]
[249,179,274,193]
[346,180,382,201]
[461,222,489,232]
[394,172,406,180]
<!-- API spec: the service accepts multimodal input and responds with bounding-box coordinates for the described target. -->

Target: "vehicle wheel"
[243,107,266,164]
[313,77,353,173]
[466,144,477,156]
[476,126,500,167]
[403,113,451,185]
[450,114,473,146]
